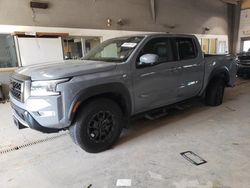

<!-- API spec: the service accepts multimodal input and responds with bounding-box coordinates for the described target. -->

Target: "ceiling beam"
[221,0,241,5]
[150,0,156,22]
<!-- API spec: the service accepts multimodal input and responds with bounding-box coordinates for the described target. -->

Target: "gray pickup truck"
[10,34,237,153]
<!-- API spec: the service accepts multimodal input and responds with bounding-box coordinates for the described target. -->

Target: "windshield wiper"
[84,58,124,63]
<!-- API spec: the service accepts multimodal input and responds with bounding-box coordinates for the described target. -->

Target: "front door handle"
[141,72,156,77]
[171,67,182,72]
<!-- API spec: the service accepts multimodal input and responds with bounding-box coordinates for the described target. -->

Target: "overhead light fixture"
[107,18,112,27]
[202,27,211,34]
[30,1,49,9]
[204,27,210,31]
[163,24,177,29]
[117,19,125,26]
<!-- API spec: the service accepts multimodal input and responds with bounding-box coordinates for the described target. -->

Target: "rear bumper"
[11,102,61,133]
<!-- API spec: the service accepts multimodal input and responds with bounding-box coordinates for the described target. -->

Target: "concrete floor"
[0,79,250,188]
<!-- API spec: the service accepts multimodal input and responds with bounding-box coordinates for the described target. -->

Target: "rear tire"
[69,98,124,153]
[205,78,225,106]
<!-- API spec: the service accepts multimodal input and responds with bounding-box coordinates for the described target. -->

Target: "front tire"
[205,78,225,106]
[69,98,124,153]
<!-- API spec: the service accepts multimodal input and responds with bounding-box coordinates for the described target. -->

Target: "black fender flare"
[68,82,132,122]
[208,66,230,85]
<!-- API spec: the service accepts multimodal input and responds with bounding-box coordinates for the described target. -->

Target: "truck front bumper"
[10,93,71,133]
[11,102,60,133]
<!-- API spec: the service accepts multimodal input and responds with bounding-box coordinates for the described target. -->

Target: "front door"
[133,37,181,113]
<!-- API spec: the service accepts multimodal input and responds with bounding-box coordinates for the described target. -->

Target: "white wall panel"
[17,37,64,66]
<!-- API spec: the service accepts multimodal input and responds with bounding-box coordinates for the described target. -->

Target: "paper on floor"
[116,179,132,187]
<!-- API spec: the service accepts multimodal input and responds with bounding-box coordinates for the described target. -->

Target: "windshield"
[84,36,144,62]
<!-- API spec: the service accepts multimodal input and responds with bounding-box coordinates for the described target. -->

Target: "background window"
[209,39,217,54]
[63,36,100,60]
[0,34,18,68]
[200,38,218,54]
[201,38,209,54]
[242,40,250,52]
[218,41,227,54]
[177,38,197,60]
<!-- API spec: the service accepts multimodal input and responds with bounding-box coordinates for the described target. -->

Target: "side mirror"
[138,54,159,67]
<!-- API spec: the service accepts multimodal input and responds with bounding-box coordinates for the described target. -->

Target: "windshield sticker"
[121,42,138,48]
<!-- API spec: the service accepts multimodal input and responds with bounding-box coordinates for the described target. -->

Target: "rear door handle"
[170,67,177,72]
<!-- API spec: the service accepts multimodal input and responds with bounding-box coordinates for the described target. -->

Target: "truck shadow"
[115,80,250,148]
[116,100,209,147]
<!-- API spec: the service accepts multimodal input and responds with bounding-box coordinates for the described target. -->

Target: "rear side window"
[176,38,197,60]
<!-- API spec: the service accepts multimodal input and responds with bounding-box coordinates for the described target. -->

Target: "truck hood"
[16,60,117,80]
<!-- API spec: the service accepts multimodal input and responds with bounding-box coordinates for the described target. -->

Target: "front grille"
[10,79,23,102]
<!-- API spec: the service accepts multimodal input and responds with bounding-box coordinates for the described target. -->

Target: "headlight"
[31,78,69,96]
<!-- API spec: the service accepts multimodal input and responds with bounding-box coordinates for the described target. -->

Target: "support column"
[150,0,156,22]
[81,38,86,57]
[228,2,241,54]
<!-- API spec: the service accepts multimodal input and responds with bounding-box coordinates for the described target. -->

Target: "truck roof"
[119,33,196,38]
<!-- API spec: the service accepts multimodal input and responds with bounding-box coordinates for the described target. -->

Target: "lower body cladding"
[237,64,250,78]
[10,95,70,133]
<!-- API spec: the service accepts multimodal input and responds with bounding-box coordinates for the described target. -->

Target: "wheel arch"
[199,66,230,97]
[208,66,230,86]
[68,83,132,123]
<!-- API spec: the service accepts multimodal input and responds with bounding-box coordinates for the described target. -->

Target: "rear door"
[175,37,204,100]
[132,37,181,113]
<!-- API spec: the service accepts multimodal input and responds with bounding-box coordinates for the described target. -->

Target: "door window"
[176,38,197,60]
[138,38,175,64]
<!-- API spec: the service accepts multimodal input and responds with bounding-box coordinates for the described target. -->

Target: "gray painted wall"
[0,0,228,35]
